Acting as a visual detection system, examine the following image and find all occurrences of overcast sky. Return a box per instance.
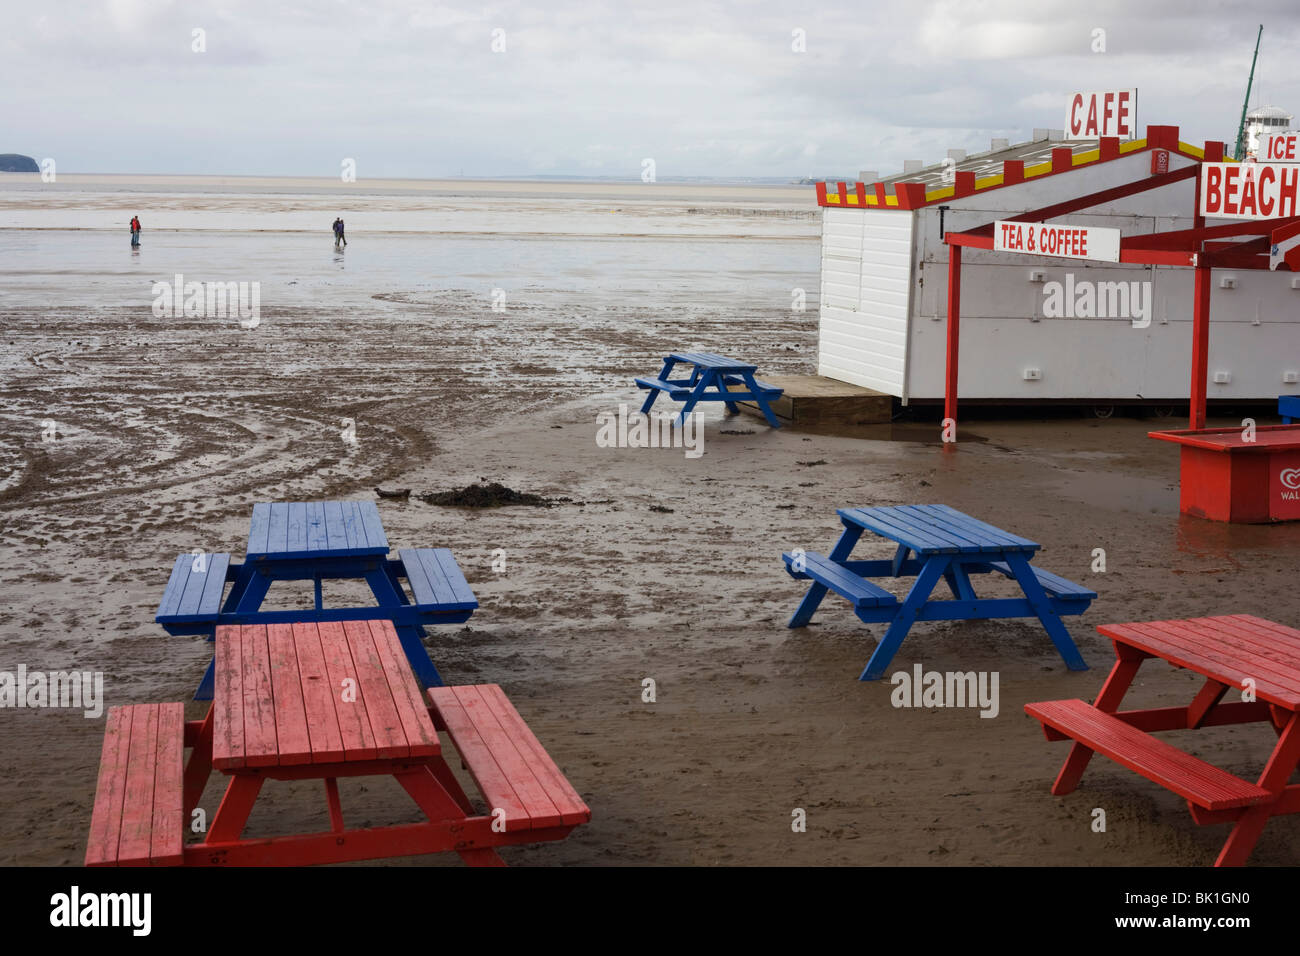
[4,0,1299,179]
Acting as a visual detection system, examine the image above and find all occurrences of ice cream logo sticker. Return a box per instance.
[1280,467,1300,500]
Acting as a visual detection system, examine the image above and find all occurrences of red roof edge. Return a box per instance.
[817,124,1223,210]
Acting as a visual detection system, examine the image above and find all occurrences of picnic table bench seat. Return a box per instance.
[428,684,591,832]
[397,548,479,612]
[86,703,185,866]
[983,561,1096,601]
[1025,698,1271,811]
[782,551,900,609]
[156,552,232,631]
[633,377,695,399]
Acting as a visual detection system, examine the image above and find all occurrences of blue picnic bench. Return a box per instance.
[783,504,1094,681]
[636,352,784,428]
[1282,395,1300,424]
[156,500,477,699]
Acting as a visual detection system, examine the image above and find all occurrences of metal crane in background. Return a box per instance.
[1233,25,1264,160]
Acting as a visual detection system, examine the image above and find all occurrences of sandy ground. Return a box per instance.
[2,293,1299,867]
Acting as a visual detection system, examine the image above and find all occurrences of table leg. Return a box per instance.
[396,765,476,821]
[1051,649,1144,795]
[742,371,782,428]
[364,567,444,687]
[232,569,271,613]
[1216,712,1300,866]
[859,555,952,681]
[1003,552,1087,671]
[397,625,443,687]
[788,524,863,628]
[1187,678,1230,729]
[943,562,977,600]
[675,369,715,427]
[220,565,254,613]
[193,658,216,702]
[183,706,215,817]
[400,762,507,865]
[324,778,344,832]
[207,775,263,843]
[640,358,675,414]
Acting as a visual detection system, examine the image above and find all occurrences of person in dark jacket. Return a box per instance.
[130,215,141,247]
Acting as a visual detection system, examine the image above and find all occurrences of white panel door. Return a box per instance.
[818,208,914,397]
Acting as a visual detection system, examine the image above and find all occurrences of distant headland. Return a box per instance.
[0,154,39,172]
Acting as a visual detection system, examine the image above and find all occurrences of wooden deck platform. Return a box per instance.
[729,375,893,427]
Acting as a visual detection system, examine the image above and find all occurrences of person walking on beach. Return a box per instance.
[333,217,347,249]
[130,215,141,248]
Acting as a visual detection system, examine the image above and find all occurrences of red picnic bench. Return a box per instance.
[86,619,589,866]
[1025,614,1300,867]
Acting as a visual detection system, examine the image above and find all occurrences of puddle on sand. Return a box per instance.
[789,422,988,444]
[1052,469,1180,514]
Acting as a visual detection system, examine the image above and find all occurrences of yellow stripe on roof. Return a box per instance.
[1120,137,1147,153]
[1071,148,1100,165]
[925,186,956,202]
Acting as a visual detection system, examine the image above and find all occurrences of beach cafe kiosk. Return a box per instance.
[815,97,1300,522]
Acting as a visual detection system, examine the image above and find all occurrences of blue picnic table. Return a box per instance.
[1282,394,1299,424]
[155,499,477,699]
[783,504,1095,681]
[636,351,784,428]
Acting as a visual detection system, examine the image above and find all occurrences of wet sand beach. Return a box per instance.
[2,178,1298,866]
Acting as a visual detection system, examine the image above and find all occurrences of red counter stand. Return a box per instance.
[1150,425,1300,523]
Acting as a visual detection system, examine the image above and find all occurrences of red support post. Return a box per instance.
[1190,263,1211,429]
[944,244,962,433]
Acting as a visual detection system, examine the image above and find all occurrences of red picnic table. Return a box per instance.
[86,619,589,866]
[1025,614,1300,867]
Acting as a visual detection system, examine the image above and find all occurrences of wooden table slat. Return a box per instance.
[316,621,379,760]
[841,507,959,553]
[267,623,313,766]
[86,707,132,864]
[291,622,346,763]
[1101,617,1300,709]
[151,702,185,863]
[343,621,410,759]
[911,504,1039,550]
[286,502,308,555]
[358,500,388,551]
[240,625,280,767]
[368,621,440,757]
[247,503,272,557]
[1142,620,1300,695]
[322,500,346,552]
[893,506,996,552]
[116,703,160,863]
[213,626,245,770]
[265,502,289,557]
[305,501,328,554]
